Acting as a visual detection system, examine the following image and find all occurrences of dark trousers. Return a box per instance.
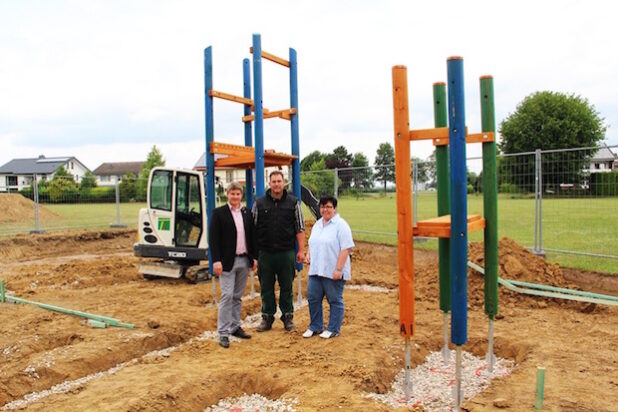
[258,250,295,317]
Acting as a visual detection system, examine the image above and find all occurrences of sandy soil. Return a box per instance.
[0,228,616,411]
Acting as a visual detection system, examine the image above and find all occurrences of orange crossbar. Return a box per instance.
[210,142,254,155]
[249,47,290,67]
[242,108,297,122]
[413,214,485,238]
[209,90,254,106]
[409,127,449,141]
[433,131,495,146]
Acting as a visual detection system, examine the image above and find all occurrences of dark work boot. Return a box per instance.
[282,313,297,331]
[256,314,274,332]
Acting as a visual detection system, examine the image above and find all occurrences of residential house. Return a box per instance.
[589,143,617,172]
[92,162,144,186]
[0,155,90,192]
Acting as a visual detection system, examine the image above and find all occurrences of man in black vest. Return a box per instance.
[252,170,305,332]
[209,181,257,348]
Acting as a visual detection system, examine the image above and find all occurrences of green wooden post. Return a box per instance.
[480,75,498,319]
[1,280,5,303]
[433,82,450,314]
[534,366,546,409]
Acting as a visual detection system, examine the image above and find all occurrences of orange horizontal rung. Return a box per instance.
[210,142,254,155]
[433,131,495,146]
[413,214,485,238]
[409,127,449,141]
[209,90,253,106]
[249,47,290,67]
[242,108,297,122]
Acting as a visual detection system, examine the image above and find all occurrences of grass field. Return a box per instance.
[2,194,616,273]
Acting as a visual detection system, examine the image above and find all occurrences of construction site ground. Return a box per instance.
[0,228,617,411]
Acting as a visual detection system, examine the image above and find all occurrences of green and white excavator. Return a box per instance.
[133,167,210,282]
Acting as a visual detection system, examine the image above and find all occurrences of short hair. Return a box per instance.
[319,196,337,208]
[226,181,243,193]
[269,170,285,181]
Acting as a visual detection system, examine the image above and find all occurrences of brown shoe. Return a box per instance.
[256,315,274,332]
[282,313,297,331]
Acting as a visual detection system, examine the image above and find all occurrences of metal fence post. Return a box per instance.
[110,176,127,228]
[533,149,545,257]
[334,168,338,197]
[30,174,45,234]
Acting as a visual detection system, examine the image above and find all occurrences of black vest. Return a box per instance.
[255,189,298,252]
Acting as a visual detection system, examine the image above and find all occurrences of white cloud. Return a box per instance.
[1,0,616,171]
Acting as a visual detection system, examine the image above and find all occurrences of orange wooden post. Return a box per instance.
[392,66,415,338]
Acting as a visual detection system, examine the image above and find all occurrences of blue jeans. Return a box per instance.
[307,275,345,334]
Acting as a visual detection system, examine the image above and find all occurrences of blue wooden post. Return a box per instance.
[447,56,468,346]
[252,33,265,196]
[289,47,302,271]
[204,46,215,269]
[243,58,254,210]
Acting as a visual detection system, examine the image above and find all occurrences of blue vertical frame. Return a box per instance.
[204,46,215,269]
[447,57,468,346]
[289,47,302,271]
[243,58,254,209]
[252,33,265,196]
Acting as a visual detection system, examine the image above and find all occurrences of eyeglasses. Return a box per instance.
[320,205,335,209]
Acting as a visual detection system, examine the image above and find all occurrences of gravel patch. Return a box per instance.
[204,393,298,412]
[345,284,392,293]
[367,349,514,411]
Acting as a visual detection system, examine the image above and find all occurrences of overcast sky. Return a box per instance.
[1,0,616,171]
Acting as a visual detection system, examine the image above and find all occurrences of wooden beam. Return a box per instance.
[209,90,253,106]
[242,108,297,123]
[414,214,486,238]
[249,47,290,67]
[433,131,495,146]
[409,127,449,141]
[210,142,254,155]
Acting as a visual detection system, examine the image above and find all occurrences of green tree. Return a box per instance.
[300,159,335,197]
[137,145,166,200]
[325,146,354,189]
[374,142,395,193]
[49,166,79,202]
[119,172,137,201]
[300,150,325,171]
[499,91,606,190]
[351,152,373,191]
[80,170,97,190]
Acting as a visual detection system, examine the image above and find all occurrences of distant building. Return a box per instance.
[92,162,144,186]
[589,143,617,172]
[0,155,90,192]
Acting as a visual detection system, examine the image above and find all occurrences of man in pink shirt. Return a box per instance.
[209,181,257,348]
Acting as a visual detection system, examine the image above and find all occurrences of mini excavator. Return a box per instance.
[133,167,210,283]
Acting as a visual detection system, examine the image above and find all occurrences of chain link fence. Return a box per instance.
[301,145,617,271]
[1,146,616,271]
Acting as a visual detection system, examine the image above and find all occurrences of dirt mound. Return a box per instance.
[0,229,135,261]
[468,237,596,312]
[0,194,58,223]
[469,237,574,288]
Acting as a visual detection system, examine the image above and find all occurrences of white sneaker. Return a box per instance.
[319,330,339,339]
[302,329,321,338]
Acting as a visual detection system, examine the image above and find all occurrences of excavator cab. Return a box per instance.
[134,167,209,281]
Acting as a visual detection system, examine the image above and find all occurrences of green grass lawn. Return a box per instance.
[334,193,617,274]
[2,194,616,274]
[0,202,146,234]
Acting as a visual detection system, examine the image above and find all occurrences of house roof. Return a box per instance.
[0,155,78,175]
[591,144,617,162]
[92,162,144,176]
